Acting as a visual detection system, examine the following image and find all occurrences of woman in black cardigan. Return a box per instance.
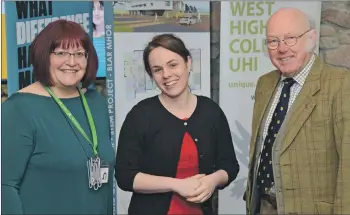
[115,34,240,215]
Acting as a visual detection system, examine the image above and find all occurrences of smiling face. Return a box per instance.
[49,43,87,88]
[93,1,104,25]
[148,47,191,99]
[266,8,316,77]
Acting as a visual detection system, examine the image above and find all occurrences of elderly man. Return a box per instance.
[244,7,350,215]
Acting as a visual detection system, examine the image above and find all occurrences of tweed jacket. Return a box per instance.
[245,57,350,214]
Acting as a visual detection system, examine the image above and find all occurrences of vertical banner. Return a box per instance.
[218,1,321,214]
[97,1,117,214]
[113,1,211,213]
[4,1,93,95]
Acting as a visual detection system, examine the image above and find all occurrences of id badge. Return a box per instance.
[87,157,100,187]
[100,160,109,184]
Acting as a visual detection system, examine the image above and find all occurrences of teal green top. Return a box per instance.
[1,89,116,214]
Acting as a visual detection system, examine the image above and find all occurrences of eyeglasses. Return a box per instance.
[51,51,88,62]
[265,29,312,50]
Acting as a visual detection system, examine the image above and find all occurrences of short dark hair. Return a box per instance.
[30,19,98,88]
[143,34,191,77]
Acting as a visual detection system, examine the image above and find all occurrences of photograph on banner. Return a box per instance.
[218,1,321,214]
[114,31,210,214]
[92,0,107,78]
[113,1,209,32]
[4,1,92,95]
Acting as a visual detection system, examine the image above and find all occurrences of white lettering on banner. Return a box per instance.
[16,22,26,45]
[82,13,89,32]
[37,18,45,33]
[106,25,113,73]
[105,24,115,141]
[51,17,59,23]
[16,13,90,45]
[106,79,115,138]
[106,25,113,50]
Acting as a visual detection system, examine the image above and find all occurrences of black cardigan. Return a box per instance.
[115,95,240,215]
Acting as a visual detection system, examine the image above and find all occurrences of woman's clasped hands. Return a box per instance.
[172,174,217,203]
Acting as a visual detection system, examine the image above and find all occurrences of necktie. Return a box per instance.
[257,77,296,194]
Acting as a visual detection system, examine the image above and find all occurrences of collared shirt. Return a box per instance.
[262,54,315,140]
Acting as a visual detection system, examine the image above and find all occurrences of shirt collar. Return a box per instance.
[280,54,315,87]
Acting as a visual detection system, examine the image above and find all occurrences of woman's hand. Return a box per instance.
[186,174,217,203]
[172,174,205,198]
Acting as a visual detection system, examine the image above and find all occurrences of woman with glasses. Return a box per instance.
[1,20,115,214]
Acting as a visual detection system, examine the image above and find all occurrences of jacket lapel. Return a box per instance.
[248,71,279,205]
[280,58,322,154]
[249,71,280,164]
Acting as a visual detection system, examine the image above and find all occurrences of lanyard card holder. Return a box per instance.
[100,160,109,184]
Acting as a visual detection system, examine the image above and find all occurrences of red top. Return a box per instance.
[167,131,203,215]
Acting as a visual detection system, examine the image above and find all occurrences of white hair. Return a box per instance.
[305,14,317,52]
[307,14,316,30]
